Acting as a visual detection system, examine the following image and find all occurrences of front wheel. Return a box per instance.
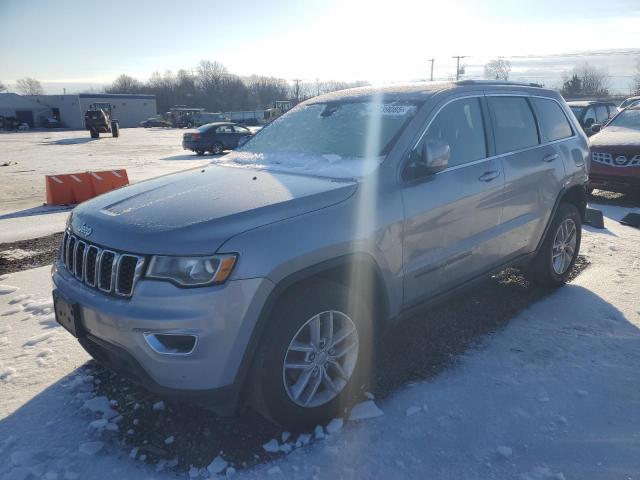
[90,128,99,139]
[530,202,582,287]
[111,121,119,138]
[250,280,373,429]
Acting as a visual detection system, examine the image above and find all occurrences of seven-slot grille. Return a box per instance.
[61,231,145,297]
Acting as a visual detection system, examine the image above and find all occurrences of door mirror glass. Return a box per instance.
[590,123,602,133]
[424,139,450,173]
[404,139,450,180]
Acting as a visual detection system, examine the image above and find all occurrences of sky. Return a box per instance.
[1,0,639,94]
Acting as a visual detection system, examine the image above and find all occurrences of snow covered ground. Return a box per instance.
[1,203,639,479]
[0,128,210,216]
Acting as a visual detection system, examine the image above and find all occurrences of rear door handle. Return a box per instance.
[543,153,559,162]
[479,171,499,182]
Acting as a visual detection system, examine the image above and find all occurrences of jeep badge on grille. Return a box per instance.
[78,224,93,236]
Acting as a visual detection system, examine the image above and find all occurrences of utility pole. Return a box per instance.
[427,59,434,81]
[452,55,467,80]
[293,79,301,104]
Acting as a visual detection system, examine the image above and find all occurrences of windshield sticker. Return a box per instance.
[367,104,416,116]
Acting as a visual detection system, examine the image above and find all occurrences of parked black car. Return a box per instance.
[182,122,252,155]
[567,100,617,136]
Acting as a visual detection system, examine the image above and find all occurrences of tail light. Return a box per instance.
[192,132,201,140]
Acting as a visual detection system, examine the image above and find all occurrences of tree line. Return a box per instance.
[104,61,368,113]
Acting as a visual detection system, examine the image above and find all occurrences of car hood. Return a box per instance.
[590,127,640,153]
[70,165,357,255]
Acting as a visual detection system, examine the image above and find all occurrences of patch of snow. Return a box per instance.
[207,455,228,475]
[348,400,384,421]
[325,418,343,434]
[78,441,104,456]
[152,400,166,411]
[164,435,175,445]
[262,438,279,453]
[314,425,325,439]
[496,446,513,458]
[405,406,421,416]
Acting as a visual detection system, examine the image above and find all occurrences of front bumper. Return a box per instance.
[52,261,274,410]
[589,164,640,194]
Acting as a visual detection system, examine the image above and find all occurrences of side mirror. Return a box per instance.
[590,123,602,133]
[404,140,450,180]
[237,136,250,147]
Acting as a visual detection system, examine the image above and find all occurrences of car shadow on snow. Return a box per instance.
[8,254,639,480]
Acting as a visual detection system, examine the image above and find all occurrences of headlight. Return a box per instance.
[146,254,237,287]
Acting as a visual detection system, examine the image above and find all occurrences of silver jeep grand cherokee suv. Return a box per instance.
[53,81,589,428]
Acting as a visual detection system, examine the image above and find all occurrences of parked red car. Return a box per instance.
[588,105,640,194]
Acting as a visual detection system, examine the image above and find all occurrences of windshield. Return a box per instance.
[569,106,585,118]
[608,109,640,130]
[239,100,419,159]
[619,98,640,109]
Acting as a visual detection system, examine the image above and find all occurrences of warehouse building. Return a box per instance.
[0,93,53,127]
[27,93,157,129]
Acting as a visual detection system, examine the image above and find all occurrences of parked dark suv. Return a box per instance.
[568,100,617,136]
[182,121,252,155]
[54,81,589,428]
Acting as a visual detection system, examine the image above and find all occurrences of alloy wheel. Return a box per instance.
[282,310,359,408]
[552,218,577,275]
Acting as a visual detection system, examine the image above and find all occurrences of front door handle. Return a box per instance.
[479,171,499,182]
[543,153,559,162]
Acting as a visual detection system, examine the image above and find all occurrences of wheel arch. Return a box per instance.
[234,252,390,403]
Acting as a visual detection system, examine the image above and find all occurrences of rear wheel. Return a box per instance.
[195,150,205,156]
[90,128,99,138]
[530,202,581,287]
[211,142,224,155]
[111,121,119,138]
[250,280,373,429]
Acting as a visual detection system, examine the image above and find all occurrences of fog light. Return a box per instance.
[143,333,197,355]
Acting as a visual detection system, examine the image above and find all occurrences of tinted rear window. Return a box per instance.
[489,96,539,154]
[532,98,573,142]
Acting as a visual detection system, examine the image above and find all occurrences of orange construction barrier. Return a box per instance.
[88,169,129,196]
[45,169,129,206]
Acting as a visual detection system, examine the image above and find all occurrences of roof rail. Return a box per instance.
[455,79,543,88]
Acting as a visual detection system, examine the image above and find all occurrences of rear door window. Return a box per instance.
[424,97,487,168]
[216,125,234,134]
[488,96,539,154]
[532,98,573,142]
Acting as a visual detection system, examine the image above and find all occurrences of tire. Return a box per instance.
[250,280,374,429]
[195,150,205,156]
[530,202,582,287]
[111,121,119,138]
[90,128,99,139]
[211,142,224,155]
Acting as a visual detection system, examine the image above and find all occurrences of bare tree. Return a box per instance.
[484,58,511,81]
[561,63,610,98]
[0,81,6,93]
[105,74,144,94]
[16,77,44,95]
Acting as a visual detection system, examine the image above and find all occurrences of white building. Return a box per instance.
[28,93,157,129]
[0,93,52,127]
